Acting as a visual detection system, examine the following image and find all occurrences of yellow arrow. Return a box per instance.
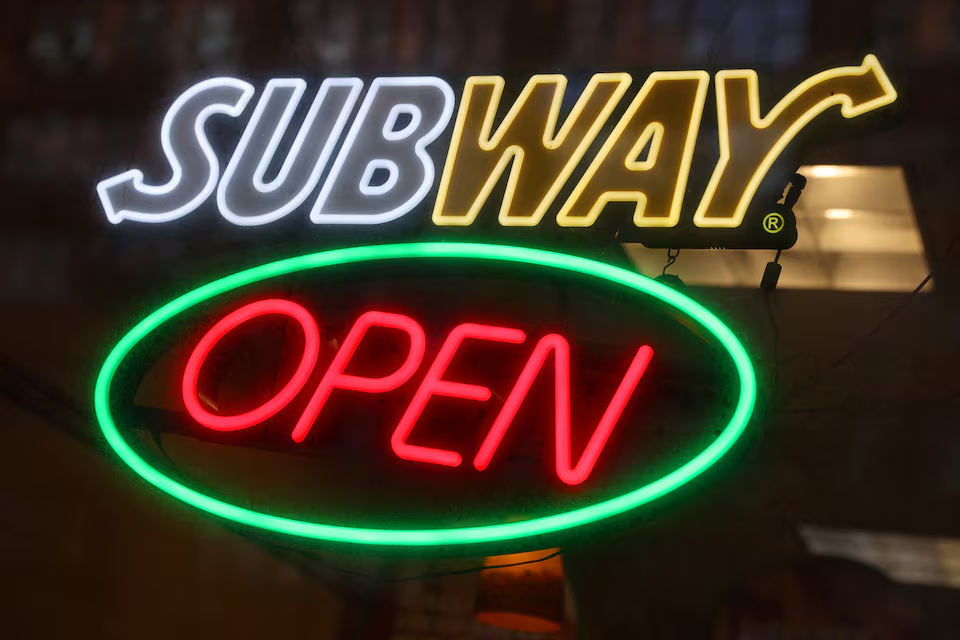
[693,54,897,228]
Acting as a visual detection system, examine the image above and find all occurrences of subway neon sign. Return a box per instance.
[96,56,896,243]
[95,244,757,547]
[94,57,895,546]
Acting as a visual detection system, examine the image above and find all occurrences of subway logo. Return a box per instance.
[97,56,896,245]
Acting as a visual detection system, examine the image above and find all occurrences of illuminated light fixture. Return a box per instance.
[97,77,256,224]
[183,302,652,485]
[554,71,710,229]
[216,78,364,226]
[95,243,756,546]
[824,208,854,219]
[694,55,897,228]
[433,72,633,228]
[474,549,566,632]
[310,76,455,225]
[807,165,853,178]
[97,57,896,243]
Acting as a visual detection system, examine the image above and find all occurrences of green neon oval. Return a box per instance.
[95,242,756,547]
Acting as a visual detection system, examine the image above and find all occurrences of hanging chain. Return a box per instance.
[662,248,680,275]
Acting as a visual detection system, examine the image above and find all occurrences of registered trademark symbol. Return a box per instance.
[762,212,784,234]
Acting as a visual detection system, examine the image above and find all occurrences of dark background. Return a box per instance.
[2,1,960,638]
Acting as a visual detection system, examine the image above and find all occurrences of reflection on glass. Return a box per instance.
[624,165,931,292]
[802,526,960,589]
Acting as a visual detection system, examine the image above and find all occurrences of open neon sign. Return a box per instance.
[95,243,756,547]
[181,299,654,485]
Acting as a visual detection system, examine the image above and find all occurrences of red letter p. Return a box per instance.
[290,311,426,442]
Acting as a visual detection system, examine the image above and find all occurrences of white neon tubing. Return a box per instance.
[97,77,255,224]
[382,103,422,141]
[358,159,400,196]
[216,78,363,226]
[310,76,455,225]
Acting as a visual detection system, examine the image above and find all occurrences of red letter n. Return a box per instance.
[392,323,526,467]
[474,334,654,485]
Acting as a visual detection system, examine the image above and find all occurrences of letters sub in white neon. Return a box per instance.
[383,104,423,141]
[97,78,255,224]
[310,77,455,225]
[216,78,363,226]
[359,159,400,196]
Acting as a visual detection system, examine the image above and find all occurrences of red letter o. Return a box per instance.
[182,299,320,431]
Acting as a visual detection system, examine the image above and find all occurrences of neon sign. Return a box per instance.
[180,300,654,485]
[95,56,896,248]
[92,54,896,547]
[95,243,756,547]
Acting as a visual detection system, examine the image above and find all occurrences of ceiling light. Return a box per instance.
[824,208,854,219]
[807,165,849,178]
[623,166,930,292]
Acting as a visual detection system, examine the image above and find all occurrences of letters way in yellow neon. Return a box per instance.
[432,56,897,229]
[556,71,709,228]
[693,54,897,228]
[432,73,631,227]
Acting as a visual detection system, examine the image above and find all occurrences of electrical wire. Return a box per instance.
[242,530,563,584]
[388,550,562,584]
[828,270,935,370]
[763,290,779,406]
[777,233,958,408]
[0,356,98,447]
[149,432,565,584]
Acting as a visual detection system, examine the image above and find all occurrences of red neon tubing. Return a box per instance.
[392,323,526,467]
[290,311,426,443]
[473,335,654,485]
[182,299,320,431]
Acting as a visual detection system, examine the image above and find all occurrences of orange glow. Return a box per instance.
[475,612,562,633]
[475,549,565,633]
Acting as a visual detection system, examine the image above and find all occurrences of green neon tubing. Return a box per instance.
[95,243,756,546]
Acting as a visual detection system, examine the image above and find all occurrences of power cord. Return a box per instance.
[779,233,958,407]
[235,526,562,585]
